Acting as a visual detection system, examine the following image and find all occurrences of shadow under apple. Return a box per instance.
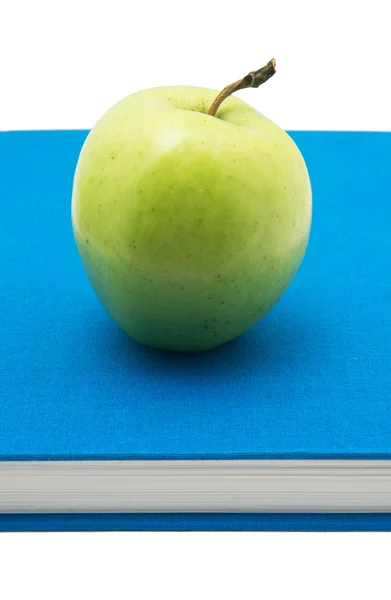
[85,303,315,384]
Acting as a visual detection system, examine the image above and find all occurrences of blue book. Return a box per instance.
[1,130,390,531]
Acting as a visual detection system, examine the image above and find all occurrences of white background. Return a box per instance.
[1,532,391,599]
[1,0,391,598]
[1,0,390,131]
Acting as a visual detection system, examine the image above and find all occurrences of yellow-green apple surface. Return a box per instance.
[72,60,312,351]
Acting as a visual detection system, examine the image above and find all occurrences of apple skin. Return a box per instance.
[72,86,312,351]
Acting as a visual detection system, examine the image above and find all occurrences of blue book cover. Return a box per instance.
[1,130,390,531]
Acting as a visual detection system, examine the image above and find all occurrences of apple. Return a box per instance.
[72,61,312,351]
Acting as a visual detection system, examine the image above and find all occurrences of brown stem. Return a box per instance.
[207,58,277,117]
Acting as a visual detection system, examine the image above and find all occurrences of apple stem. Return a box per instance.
[207,58,277,117]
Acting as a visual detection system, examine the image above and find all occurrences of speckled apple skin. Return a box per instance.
[72,86,312,351]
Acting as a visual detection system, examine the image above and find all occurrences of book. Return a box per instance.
[1,130,390,531]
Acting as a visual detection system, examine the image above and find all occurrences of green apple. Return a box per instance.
[72,63,311,351]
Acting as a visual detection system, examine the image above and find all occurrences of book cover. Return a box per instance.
[1,130,390,530]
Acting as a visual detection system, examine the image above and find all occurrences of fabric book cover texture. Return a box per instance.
[1,130,390,530]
